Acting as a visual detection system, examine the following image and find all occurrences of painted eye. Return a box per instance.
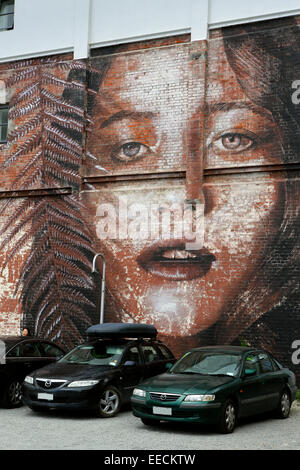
[112,141,150,162]
[213,132,255,154]
[122,142,141,157]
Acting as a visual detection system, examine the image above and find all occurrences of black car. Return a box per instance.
[0,336,65,408]
[22,323,176,417]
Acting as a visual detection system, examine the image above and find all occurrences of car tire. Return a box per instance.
[275,389,291,419]
[141,418,161,426]
[2,379,23,408]
[96,385,121,418]
[218,399,237,434]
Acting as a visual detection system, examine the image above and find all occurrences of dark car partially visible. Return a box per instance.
[0,336,65,407]
[22,323,176,417]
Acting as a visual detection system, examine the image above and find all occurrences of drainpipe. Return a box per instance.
[92,253,106,324]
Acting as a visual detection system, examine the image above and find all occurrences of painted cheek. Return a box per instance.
[204,178,279,253]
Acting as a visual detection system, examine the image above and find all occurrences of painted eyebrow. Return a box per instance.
[206,102,273,119]
[100,110,156,129]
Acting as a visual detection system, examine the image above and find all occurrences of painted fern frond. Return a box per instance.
[0,133,41,169]
[0,203,36,253]
[44,110,84,132]
[44,124,82,152]
[9,152,42,190]
[85,150,108,172]
[1,59,98,348]
[9,82,39,107]
[42,72,85,91]
[7,114,41,144]
[5,66,39,87]
[9,96,41,119]
[20,194,97,347]
[0,197,34,233]
[44,140,81,164]
[41,89,84,117]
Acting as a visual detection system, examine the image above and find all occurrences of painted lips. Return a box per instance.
[137,240,216,281]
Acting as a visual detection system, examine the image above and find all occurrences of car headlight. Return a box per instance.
[24,375,34,384]
[133,388,146,398]
[67,380,100,388]
[184,394,215,402]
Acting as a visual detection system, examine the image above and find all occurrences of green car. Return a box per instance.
[131,346,297,433]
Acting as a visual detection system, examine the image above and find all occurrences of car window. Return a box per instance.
[271,355,282,370]
[243,354,260,375]
[171,351,242,376]
[122,346,142,365]
[39,342,63,358]
[6,345,20,358]
[156,344,174,360]
[60,343,126,366]
[258,352,274,373]
[141,345,161,363]
[19,342,41,358]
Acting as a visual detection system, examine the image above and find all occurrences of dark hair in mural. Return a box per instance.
[0,18,299,370]
[216,19,300,363]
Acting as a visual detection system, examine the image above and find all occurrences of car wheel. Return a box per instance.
[219,399,237,434]
[276,389,291,419]
[3,379,23,408]
[96,386,121,418]
[141,418,161,426]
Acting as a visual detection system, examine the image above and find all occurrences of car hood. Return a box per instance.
[30,362,116,380]
[141,372,235,394]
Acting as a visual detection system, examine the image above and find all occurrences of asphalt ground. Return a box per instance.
[0,402,299,452]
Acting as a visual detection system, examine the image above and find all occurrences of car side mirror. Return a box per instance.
[165,362,173,370]
[124,360,136,367]
[244,368,256,377]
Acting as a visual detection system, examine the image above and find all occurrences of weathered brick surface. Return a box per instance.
[0,22,299,382]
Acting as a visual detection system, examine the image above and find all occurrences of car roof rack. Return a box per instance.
[86,323,157,340]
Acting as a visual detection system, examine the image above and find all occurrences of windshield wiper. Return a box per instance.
[176,371,206,375]
[207,373,234,377]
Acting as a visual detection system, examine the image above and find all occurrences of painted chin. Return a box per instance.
[140,288,221,337]
[137,239,216,281]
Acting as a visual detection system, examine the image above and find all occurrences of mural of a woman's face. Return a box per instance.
[83,39,284,343]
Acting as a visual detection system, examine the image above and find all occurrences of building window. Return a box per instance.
[0,0,14,31]
[0,105,8,143]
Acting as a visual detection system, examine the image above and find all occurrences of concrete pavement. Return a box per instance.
[0,403,299,451]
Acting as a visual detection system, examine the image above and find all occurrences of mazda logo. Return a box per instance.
[45,380,52,388]
[160,394,167,400]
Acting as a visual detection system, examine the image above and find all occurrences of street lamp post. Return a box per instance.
[92,253,106,324]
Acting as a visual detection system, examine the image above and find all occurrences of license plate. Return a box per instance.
[153,406,172,416]
[37,393,53,401]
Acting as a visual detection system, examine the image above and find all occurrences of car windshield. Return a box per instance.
[170,351,242,377]
[59,343,126,366]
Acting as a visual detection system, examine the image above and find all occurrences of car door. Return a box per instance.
[119,345,144,401]
[239,352,266,418]
[5,340,46,382]
[140,343,168,379]
[38,341,65,363]
[156,343,176,366]
[257,351,283,411]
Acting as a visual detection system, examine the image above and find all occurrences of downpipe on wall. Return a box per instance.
[92,253,106,324]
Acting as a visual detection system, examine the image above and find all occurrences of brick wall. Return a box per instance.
[0,21,299,382]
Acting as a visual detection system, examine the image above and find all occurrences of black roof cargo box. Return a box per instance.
[86,323,157,339]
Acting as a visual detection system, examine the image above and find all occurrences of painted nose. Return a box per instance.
[185,111,205,207]
[185,149,205,208]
